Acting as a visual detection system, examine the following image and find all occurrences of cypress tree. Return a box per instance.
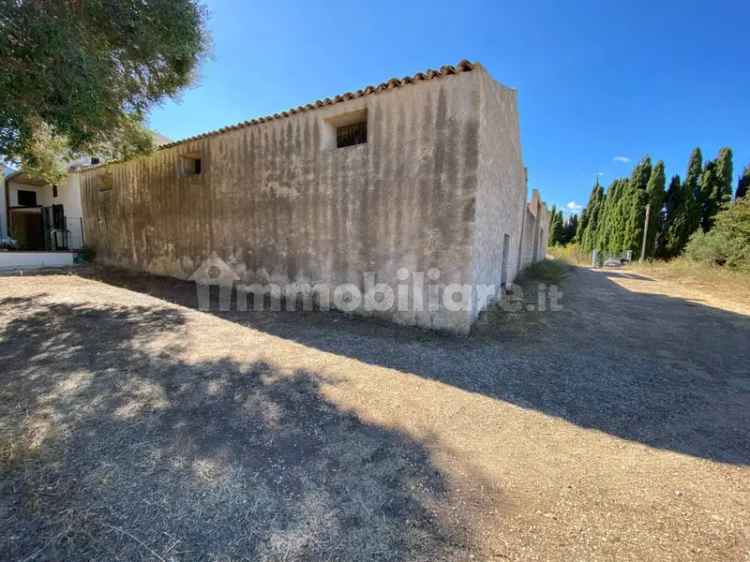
[661,175,684,258]
[612,179,631,253]
[701,148,733,232]
[548,206,565,246]
[582,183,606,252]
[684,148,703,236]
[737,164,750,200]
[644,161,666,257]
[716,147,734,205]
[576,207,589,242]
[623,156,652,255]
[555,209,565,246]
[563,214,579,245]
[579,180,601,251]
[599,179,625,254]
[699,160,719,232]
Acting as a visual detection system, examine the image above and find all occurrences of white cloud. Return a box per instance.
[597,171,605,176]
[613,156,631,163]
[566,201,583,212]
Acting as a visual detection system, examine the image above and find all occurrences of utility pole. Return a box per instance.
[640,203,651,262]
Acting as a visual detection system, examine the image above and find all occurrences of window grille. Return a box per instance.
[336,121,367,148]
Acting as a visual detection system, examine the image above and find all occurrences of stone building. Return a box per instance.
[79,60,549,332]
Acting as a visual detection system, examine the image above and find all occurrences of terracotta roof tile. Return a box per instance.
[154,59,477,150]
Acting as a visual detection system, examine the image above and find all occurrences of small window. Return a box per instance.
[179,152,203,177]
[322,108,368,151]
[52,184,59,198]
[336,121,367,148]
[91,157,100,165]
[97,171,114,193]
[17,190,37,206]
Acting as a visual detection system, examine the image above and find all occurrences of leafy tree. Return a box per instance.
[685,197,750,269]
[0,0,209,181]
[737,164,750,200]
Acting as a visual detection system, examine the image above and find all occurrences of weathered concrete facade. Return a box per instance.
[80,61,548,332]
[518,190,550,269]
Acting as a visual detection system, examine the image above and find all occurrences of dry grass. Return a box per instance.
[627,257,750,309]
[1,266,749,561]
[548,243,590,265]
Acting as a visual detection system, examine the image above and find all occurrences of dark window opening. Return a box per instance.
[179,153,203,177]
[52,184,58,198]
[97,172,114,193]
[91,157,100,165]
[336,121,367,148]
[17,190,37,207]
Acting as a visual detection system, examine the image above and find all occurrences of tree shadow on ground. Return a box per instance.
[73,265,750,467]
[0,296,478,561]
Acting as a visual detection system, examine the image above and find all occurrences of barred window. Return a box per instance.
[336,121,367,148]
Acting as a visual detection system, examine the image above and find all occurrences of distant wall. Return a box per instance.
[518,190,550,269]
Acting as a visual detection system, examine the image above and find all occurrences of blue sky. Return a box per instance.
[149,0,750,214]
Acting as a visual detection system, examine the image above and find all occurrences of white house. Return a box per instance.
[1,156,93,250]
[1,132,171,252]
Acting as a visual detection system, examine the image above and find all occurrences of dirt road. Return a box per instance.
[1,265,748,561]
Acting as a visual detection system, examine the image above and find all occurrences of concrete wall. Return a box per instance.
[0,251,74,270]
[80,64,547,332]
[59,174,84,249]
[518,190,550,268]
[81,69,485,331]
[471,70,529,318]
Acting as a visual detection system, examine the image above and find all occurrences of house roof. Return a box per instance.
[5,170,47,186]
[157,59,478,151]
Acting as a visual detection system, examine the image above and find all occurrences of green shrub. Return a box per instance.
[515,259,569,285]
[684,198,750,269]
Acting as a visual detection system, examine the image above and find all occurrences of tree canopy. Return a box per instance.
[572,147,738,260]
[0,0,209,180]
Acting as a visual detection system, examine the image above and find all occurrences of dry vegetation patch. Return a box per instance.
[1,266,748,561]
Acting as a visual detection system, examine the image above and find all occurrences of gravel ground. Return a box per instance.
[0,265,748,561]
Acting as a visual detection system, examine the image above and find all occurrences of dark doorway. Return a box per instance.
[501,234,511,287]
[9,209,45,250]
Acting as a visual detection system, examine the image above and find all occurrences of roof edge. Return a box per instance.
[78,59,479,172]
